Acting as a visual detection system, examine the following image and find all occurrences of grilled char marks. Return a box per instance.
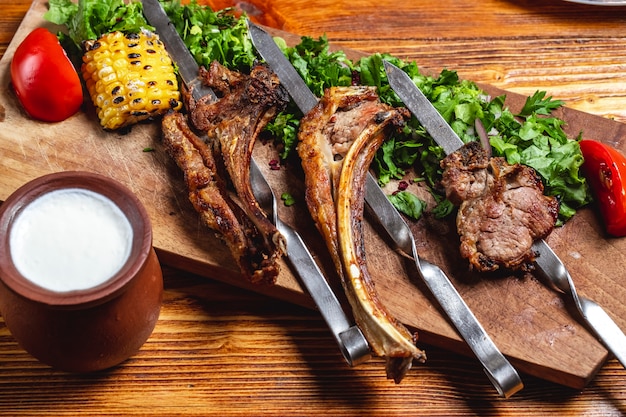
[441,141,559,272]
[298,86,425,384]
[162,61,289,284]
[190,62,289,262]
[162,112,279,283]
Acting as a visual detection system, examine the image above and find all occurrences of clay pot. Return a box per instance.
[0,171,163,372]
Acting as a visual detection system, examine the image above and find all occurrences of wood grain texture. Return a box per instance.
[1,0,626,415]
[240,0,626,123]
[3,0,624,388]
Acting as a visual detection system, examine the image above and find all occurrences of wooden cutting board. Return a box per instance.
[2,0,626,389]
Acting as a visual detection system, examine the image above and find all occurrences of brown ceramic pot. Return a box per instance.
[0,171,163,372]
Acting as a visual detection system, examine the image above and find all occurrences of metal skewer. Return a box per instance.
[248,20,523,397]
[533,240,626,367]
[142,0,371,367]
[365,176,523,398]
[384,58,626,371]
[250,160,371,366]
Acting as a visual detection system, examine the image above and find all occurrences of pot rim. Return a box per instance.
[0,171,153,307]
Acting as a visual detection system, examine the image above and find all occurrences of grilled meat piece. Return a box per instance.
[162,61,289,284]
[162,111,280,284]
[298,86,426,383]
[188,62,289,273]
[441,141,559,272]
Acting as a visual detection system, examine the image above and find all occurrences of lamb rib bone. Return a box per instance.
[248,21,523,395]
[162,62,286,284]
[162,111,279,282]
[143,0,371,365]
[298,85,425,383]
[185,62,288,283]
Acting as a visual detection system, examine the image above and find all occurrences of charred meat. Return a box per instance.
[162,61,289,284]
[162,112,281,283]
[189,61,289,270]
[298,86,426,383]
[441,141,559,272]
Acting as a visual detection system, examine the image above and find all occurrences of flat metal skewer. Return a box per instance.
[384,58,626,371]
[142,0,371,367]
[365,176,523,398]
[250,160,371,367]
[248,21,523,397]
[533,240,626,367]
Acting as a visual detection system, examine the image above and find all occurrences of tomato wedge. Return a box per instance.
[10,28,83,122]
[579,139,626,237]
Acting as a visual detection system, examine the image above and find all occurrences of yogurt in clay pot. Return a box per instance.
[0,171,163,372]
[10,188,134,293]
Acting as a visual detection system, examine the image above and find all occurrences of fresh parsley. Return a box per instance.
[388,191,426,220]
[45,0,153,49]
[76,1,589,223]
[518,90,565,117]
[264,112,301,159]
[281,192,296,207]
[161,1,256,72]
[275,35,354,97]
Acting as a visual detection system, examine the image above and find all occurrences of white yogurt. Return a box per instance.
[9,188,133,293]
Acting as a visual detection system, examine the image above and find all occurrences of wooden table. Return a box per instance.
[2,0,626,415]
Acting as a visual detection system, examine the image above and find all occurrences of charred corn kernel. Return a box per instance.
[82,30,183,130]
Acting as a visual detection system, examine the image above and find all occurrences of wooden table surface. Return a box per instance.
[2,0,626,415]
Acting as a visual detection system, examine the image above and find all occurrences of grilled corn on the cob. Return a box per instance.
[82,30,183,130]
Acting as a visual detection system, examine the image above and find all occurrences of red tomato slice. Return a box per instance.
[580,139,626,237]
[10,28,83,122]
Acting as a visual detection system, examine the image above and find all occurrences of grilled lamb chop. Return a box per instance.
[162,61,289,284]
[441,141,559,272]
[298,86,426,383]
[162,112,281,283]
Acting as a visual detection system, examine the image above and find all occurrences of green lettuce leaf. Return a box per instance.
[45,0,152,48]
[388,191,426,220]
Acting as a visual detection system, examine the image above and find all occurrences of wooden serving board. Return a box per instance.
[3,0,626,389]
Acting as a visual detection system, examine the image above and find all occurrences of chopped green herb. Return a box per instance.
[264,112,300,159]
[281,192,296,207]
[388,191,426,220]
[45,0,153,49]
[278,35,354,97]
[75,1,589,224]
[431,199,455,219]
[518,90,565,117]
[160,0,256,72]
